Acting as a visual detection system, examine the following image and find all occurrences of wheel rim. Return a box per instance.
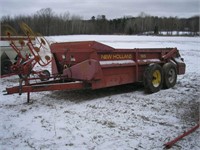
[40,70,50,81]
[168,68,176,83]
[152,70,161,87]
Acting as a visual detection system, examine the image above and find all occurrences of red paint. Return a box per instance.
[51,41,185,89]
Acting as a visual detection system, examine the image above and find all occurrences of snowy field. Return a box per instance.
[0,35,200,150]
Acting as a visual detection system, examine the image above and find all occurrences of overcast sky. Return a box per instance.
[0,0,199,19]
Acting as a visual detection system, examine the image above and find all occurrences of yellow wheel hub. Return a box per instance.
[152,70,161,87]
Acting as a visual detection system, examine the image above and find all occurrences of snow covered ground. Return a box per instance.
[0,35,200,150]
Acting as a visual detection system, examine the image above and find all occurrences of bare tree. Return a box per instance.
[35,8,54,35]
[1,8,199,36]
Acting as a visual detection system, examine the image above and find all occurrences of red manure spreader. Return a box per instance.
[2,23,186,102]
[4,39,186,102]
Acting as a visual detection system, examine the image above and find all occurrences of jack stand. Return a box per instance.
[27,92,30,103]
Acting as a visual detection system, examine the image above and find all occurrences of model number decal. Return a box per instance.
[140,54,147,58]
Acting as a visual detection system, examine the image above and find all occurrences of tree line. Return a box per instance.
[1,8,199,36]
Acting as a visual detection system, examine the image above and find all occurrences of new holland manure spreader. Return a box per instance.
[2,23,186,102]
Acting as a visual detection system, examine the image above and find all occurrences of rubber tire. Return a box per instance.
[143,63,163,93]
[163,62,177,89]
[1,59,12,75]
[40,70,50,81]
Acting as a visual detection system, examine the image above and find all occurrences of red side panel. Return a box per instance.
[63,59,103,81]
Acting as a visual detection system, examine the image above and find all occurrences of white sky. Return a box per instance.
[0,0,199,19]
